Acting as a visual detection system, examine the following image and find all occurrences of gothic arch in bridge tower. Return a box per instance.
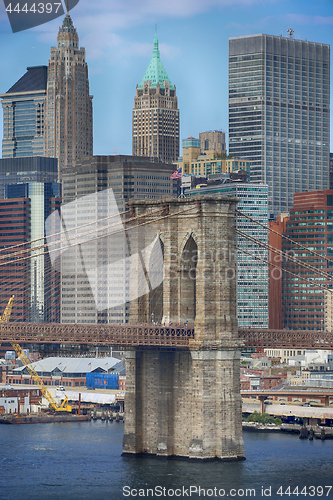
[179,234,198,323]
[149,237,164,323]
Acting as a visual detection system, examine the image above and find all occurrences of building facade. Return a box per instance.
[0,156,58,199]
[329,153,333,190]
[45,10,93,175]
[229,34,330,218]
[0,388,42,415]
[60,155,177,324]
[325,289,333,332]
[0,182,61,323]
[282,190,333,330]
[268,213,289,329]
[199,130,226,154]
[186,180,269,328]
[175,142,250,177]
[1,10,93,177]
[0,157,59,322]
[9,357,119,389]
[0,66,47,158]
[132,31,179,163]
[0,198,31,322]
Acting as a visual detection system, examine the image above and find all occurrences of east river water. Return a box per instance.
[1,421,333,500]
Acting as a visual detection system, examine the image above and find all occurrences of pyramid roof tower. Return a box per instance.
[138,30,175,90]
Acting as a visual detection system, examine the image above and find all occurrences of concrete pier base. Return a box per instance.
[123,344,245,460]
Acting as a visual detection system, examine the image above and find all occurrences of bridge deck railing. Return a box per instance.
[1,323,333,349]
[0,323,195,347]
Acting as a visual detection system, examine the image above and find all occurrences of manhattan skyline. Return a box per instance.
[0,0,333,157]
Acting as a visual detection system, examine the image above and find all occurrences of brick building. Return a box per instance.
[282,190,333,330]
[269,214,289,329]
[0,198,31,321]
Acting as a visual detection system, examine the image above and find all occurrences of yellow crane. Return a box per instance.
[1,296,72,413]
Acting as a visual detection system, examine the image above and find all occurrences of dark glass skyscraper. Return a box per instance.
[0,156,57,199]
[0,66,47,158]
[229,34,330,218]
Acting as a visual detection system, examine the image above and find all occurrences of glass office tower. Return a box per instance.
[0,66,47,158]
[0,156,57,199]
[186,181,269,328]
[229,34,330,218]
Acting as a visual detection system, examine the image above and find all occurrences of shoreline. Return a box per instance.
[242,421,333,438]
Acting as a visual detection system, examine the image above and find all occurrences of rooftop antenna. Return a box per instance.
[287,27,294,38]
[65,0,69,14]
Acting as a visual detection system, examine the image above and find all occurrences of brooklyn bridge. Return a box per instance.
[2,196,331,462]
[0,322,332,350]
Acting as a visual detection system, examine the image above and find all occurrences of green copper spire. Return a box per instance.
[138,30,175,90]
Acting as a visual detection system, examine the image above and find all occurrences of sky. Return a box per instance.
[0,0,333,157]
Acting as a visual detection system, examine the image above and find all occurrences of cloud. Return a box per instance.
[82,33,178,65]
[32,0,274,63]
[228,10,333,37]
[285,13,333,25]
[74,0,276,23]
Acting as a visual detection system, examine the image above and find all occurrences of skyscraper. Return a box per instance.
[186,179,269,328]
[229,34,330,218]
[282,190,333,331]
[0,156,58,199]
[132,31,179,163]
[0,182,61,323]
[0,197,31,322]
[1,10,93,178]
[268,214,289,329]
[0,66,47,158]
[60,155,177,324]
[45,8,93,175]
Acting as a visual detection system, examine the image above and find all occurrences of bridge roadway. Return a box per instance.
[0,322,195,348]
[0,323,333,349]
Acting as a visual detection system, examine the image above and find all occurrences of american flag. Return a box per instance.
[170,167,182,180]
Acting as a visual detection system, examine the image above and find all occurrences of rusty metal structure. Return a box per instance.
[239,328,333,349]
[0,322,333,349]
[0,322,194,348]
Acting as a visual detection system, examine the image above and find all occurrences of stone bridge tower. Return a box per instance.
[123,196,245,460]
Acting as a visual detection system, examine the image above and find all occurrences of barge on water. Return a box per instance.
[0,414,90,424]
